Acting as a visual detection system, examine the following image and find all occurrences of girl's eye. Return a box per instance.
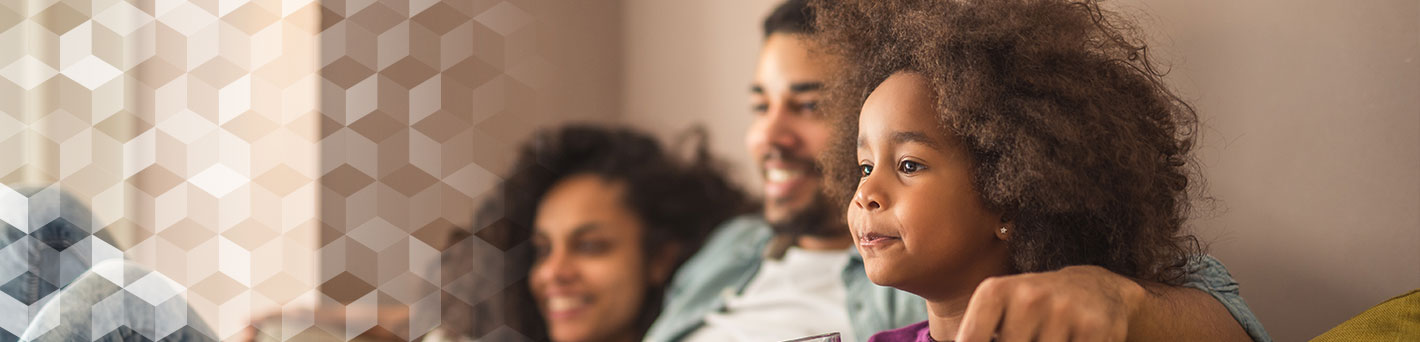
[899,160,924,174]
[859,164,874,177]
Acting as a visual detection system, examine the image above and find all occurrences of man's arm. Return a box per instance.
[1127,280,1252,341]
[956,264,1258,342]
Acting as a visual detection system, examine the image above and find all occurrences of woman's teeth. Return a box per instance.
[547,296,585,312]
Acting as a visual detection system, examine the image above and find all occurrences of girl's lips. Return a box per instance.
[858,232,901,247]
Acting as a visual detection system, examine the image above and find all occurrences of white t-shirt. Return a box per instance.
[682,247,856,342]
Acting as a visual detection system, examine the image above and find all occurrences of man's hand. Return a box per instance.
[955,265,1146,342]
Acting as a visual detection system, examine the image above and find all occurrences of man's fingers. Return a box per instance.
[1071,323,1108,342]
[1068,311,1116,342]
[957,277,1007,342]
[997,281,1048,342]
[1036,303,1072,342]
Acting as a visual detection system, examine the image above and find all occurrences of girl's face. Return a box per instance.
[847,72,1012,300]
[530,174,669,342]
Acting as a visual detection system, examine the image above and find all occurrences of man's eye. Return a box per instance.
[899,160,924,174]
[860,164,873,177]
[800,101,818,112]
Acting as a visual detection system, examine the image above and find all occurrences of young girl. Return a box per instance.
[813,0,1205,340]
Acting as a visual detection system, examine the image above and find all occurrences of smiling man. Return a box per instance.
[645,1,1269,342]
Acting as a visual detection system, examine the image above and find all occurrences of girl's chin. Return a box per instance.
[863,262,910,288]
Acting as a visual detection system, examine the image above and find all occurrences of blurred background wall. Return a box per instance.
[619,1,1418,341]
[2,0,1415,340]
[1140,1,1419,340]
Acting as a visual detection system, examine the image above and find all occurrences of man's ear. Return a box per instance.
[648,243,682,286]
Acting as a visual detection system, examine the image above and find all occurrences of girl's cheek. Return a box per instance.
[845,207,863,233]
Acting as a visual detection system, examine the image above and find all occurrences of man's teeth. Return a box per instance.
[766,168,803,182]
[548,296,584,312]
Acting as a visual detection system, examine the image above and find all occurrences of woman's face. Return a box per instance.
[846,72,1012,300]
[530,174,658,342]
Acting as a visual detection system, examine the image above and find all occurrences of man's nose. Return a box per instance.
[755,103,802,152]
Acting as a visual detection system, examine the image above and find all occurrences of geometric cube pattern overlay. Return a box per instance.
[0,0,557,340]
[3,0,324,339]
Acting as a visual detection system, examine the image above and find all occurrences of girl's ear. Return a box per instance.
[995,215,1011,241]
[648,243,682,285]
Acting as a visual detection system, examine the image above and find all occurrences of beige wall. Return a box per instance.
[1137,1,1420,340]
[620,0,775,187]
[619,0,1420,341]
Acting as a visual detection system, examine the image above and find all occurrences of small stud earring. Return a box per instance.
[1000,226,1008,234]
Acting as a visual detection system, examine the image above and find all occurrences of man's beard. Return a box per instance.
[758,145,848,239]
[767,191,846,238]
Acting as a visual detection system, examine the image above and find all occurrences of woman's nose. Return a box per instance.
[534,249,578,284]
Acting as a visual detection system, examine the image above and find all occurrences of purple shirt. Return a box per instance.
[866,320,934,342]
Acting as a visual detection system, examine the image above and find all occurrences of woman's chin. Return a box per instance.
[548,327,593,342]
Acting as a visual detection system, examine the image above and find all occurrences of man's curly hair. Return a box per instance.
[814,0,1203,285]
[439,124,751,340]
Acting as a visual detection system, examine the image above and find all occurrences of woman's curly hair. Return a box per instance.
[813,0,1203,285]
[439,124,751,340]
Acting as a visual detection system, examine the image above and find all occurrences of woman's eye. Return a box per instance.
[859,164,874,177]
[899,160,924,174]
[575,241,609,254]
[800,101,818,112]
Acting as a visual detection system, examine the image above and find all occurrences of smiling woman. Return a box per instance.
[435,125,751,342]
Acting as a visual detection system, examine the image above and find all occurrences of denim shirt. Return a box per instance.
[1183,254,1273,342]
[645,214,1271,342]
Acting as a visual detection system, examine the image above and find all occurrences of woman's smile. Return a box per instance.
[543,293,594,321]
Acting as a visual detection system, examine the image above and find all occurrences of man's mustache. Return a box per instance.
[760,146,823,176]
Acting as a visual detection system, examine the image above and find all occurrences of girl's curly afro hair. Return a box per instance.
[814,0,1203,284]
